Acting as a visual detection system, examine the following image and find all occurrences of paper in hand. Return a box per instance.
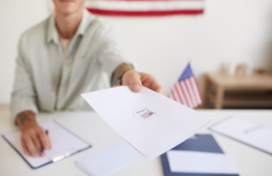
[81,86,212,159]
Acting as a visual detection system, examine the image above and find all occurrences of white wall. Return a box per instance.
[1,0,272,104]
[0,0,51,104]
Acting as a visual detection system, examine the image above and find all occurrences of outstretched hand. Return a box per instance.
[121,70,164,94]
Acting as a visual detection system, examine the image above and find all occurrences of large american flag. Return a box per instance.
[168,63,202,108]
[85,0,204,16]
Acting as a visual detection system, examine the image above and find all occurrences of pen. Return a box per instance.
[244,125,262,134]
[41,130,49,155]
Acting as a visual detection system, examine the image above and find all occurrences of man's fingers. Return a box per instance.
[112,85,120,88]
[31,134,42,155]
[23,135,38,157]
[123,70,142,93]
[121,70,163,94]
[152,81,164,94]
[141,73,164,94]
[21,137,30,156]
[131,84,142,92]
[38,128,51,149]
[154,86,164,94]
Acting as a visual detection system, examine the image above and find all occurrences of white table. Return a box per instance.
[0,109,272,176]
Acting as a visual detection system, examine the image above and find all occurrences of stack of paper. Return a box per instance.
[77,142,143,176]
[210,116,272,154]
[81,86,212,159]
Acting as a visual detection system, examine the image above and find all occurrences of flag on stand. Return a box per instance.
[85,0,205,16]
[168,63,202,109]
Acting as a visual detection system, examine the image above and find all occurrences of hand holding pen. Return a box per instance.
[16,111,51,157]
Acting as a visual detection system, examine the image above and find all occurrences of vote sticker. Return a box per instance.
[133,107,157,120]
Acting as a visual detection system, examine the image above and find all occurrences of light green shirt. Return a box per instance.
[11,10,130,122]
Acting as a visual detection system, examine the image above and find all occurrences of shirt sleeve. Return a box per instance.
[10,35,38,124]
[96,23,132,79]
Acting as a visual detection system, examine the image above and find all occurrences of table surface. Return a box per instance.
[206,73,272,88]
[0,109,272,176]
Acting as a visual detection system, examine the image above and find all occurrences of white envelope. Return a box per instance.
[167,151,239,174]
[81,86,212,159]
[77,142,143,176]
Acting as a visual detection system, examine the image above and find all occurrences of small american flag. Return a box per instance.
[168,63,202,109]
[140,109,155,119]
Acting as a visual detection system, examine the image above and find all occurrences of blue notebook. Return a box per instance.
[2,120,91,169]
[160,134,239,176]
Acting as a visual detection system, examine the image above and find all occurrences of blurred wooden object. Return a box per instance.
[204,73,272,109]
[0,104,9,110]
[235,64,248,76]
[0,104,10,120]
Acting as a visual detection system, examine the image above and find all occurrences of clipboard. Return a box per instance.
[2,120,91,169]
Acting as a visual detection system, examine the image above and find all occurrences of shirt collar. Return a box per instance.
[47,10,94,44]
[47,15,59,44]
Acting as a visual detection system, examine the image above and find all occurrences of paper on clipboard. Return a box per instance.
[2,120,91,169]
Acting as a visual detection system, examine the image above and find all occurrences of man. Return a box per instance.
[11,0,163,157]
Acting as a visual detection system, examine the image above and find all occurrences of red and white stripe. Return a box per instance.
[85,0,204,16]
[168,76,202,109]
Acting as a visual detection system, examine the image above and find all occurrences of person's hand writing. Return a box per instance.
[16,111,51,157]
[122,70,164,94]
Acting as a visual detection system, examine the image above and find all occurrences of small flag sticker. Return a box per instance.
[134,108,156,120]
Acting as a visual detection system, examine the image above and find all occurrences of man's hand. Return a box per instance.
[16,111,51,157]
[122,70,164,94]
[111,64,163,94]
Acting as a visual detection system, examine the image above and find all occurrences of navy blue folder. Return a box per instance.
[160,134,239,176]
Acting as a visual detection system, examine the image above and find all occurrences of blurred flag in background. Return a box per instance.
[168,63,202,109]
[85,0,205,16]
